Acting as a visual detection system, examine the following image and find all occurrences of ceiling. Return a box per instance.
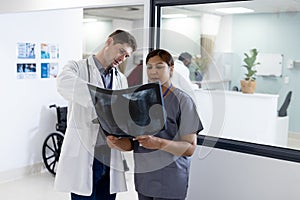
[84,6,144,21]
[180,0,300,16]
[83,0,300,21]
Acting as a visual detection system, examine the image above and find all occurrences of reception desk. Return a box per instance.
[194,89,289,146]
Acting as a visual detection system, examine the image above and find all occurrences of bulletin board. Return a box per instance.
[256,53,283,77]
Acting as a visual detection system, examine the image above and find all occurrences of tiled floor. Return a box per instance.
[0,171,138,200]
[1,134,300,200]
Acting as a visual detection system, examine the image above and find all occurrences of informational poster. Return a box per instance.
[41,63,59,78]
[16,42,60,80]
[41,43,59,59]
[17,43,36,59]
[16,63,37,79]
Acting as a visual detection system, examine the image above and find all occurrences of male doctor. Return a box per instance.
[54,29,137,200]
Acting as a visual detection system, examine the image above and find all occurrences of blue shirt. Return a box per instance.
[93,55,113,89]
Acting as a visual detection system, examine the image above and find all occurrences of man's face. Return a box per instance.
[104,38,133,68]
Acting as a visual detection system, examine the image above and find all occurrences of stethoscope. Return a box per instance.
[86,58,123,89]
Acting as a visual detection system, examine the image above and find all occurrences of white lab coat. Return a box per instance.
[172,60,198,102]
[54,55,128,195]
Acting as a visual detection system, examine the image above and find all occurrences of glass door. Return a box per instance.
[83,5,145,86]
[150,0,300,151]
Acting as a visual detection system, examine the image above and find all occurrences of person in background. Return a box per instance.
[178,52,203,82]
[175,52,192,80]
[107,49,203,200]
[54,29,137,200]
[173,52,199,102]
[127,59,143,87]
[178,52,192,68]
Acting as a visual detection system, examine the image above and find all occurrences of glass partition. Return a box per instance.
[151,0,300,151]
[83,6,145,86]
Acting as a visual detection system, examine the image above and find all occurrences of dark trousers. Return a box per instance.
[71,158,116,200]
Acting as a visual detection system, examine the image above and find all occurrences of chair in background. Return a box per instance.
[232,85,239,91]
[278,91,292,117]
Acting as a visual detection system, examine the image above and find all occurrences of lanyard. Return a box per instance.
[163,83,172,98]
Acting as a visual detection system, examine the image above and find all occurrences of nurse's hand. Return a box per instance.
[136,133,197,156]
[135,135,162,150]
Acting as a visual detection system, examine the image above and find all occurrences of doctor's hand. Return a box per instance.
[106,135,119,149]
[106,135,132,151]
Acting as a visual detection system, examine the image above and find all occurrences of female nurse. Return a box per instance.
[107,49,203,200]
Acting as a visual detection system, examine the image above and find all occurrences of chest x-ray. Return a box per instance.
[88,82,166,138]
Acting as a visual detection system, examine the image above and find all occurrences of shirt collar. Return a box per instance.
[92,55,114,76]
[92,55,105,74]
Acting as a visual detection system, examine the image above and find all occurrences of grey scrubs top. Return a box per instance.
[133,87,203,199]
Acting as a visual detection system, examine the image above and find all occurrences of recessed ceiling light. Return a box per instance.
[216,7,254,14]
[162,14,187,18]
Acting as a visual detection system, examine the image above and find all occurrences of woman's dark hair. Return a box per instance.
[146,49,174,67]
[109,29,137,51]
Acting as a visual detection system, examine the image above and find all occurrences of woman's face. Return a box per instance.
[146,55,173,86]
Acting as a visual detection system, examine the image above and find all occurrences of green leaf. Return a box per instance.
[242,48,260,80]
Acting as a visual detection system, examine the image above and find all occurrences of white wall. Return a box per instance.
[0,9,83,174]
[0,0,150,181]
[83,18,144,75]
[0,0,143,14]
[161,17,201,56]
[187,146,300,200]
[83,20,113,54]
[214,15,233,53]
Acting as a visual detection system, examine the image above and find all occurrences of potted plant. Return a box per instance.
[240,48,260,94]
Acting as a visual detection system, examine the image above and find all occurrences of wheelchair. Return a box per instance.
[42,104,67,175]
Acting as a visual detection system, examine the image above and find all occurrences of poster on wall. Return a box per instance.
[16,63,37,79]
[16,42,60,80]
[41,43,59,59]
[41,63,59,78]
[17,43,36,59]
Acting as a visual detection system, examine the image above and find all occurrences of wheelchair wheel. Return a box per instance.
[42,132,64,175]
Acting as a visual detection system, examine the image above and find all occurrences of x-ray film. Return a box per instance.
[88,82,166,138]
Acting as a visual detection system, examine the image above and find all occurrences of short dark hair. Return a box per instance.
[109,29,137,52]
[178,52,192,62]
[146,49,174,67]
